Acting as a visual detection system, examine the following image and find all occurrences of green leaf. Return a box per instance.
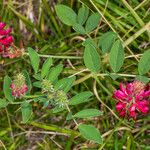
[55,4,77,26]
[52,107,65,113]
[54,76,76,93]
[21,102,32,123]
[77,5,89,25]
[74,109,102,118]
[82,38,97,48]
[28,47,40,74]
[33,81,42,88]
[84,43,101,73]
[99,32,117,53]
[73,23,86,34]
[109,73,120,80]
[43,101,49,108]
[3,76,14,102]
[136,75,149,84]
[22,70,32,94]
[48,64,63,83]
[85,13,101,33]
[109,40,124,72]
[0,99,8,108]
[41,58,53,78]
[33,73,42,80]
[138,49,150,75]
[78,124,102,144]
[9,5,35,29]
[69,91,93,105]
[66,112,73,121]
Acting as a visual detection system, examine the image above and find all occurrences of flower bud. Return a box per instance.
[10,73,28,98]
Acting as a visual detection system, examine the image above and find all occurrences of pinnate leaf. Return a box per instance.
[73,23,86,34]
[41,58,53,78]
[69,91,93,105]
[109,40,124,72]
[3,76,14,102]
[74,109,102,118]
[84,43,101,73]
[85,13,101,33]
[55,4,77,26]
[138,49,150,75]
[28,47,40,74]
[21,102,32,123]
[99,31,117,53]
[0,99,8,108]
[78,124,102,144]
[54,76,76,92]
[77,5,89,25]
[48,64,63,83]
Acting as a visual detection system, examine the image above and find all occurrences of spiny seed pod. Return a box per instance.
[113,81,150,119]
[42,79,54,93]
[10,73,28,98]
[54,90,68,108]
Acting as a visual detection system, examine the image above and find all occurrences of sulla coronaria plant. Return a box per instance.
[0,2,150,147]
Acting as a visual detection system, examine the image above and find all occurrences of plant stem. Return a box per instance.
[124,21,150,46]
[30,121,79,136]
[65,104,78,126]
[11,99,34,105]
[121,0,144,27]
[25,52,82,59]
[99,119,124,150]
[94,75,111,96]
[73,72,149,85]
[5,108,15,150]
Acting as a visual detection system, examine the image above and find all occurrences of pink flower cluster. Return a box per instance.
[113,81,150,119]
[0,22,13,58]
[10,83,28,98]
[10,74,28,98]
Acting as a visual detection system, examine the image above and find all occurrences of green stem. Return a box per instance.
[94,75,111,96]
[23,95,44,99]
[25,53,82,60]
[73,72,149,85]
[66,104,78,126]
[124,21,150,46]
[30,121,79,136]
[11,99,34,105]
[98,119,124,150]
[121,0,144,27]
[5,108,15,150]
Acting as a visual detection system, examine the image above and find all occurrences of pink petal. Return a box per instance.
[137,100,149,113]
[0,36,13,46]
[116,102,126,112]
[120,83,128,95]
[0,22,6,30]
[114,90,127,100]
[126,83,133,95]
[129,111,136,118]
[129,104,136,112]
[0,28,12,35]
[143,90,150,97]
[119,110,126,117]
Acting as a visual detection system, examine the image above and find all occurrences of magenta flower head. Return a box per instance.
[10,73,28,98]
[113,81,150,119]
[0,22,13,57]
